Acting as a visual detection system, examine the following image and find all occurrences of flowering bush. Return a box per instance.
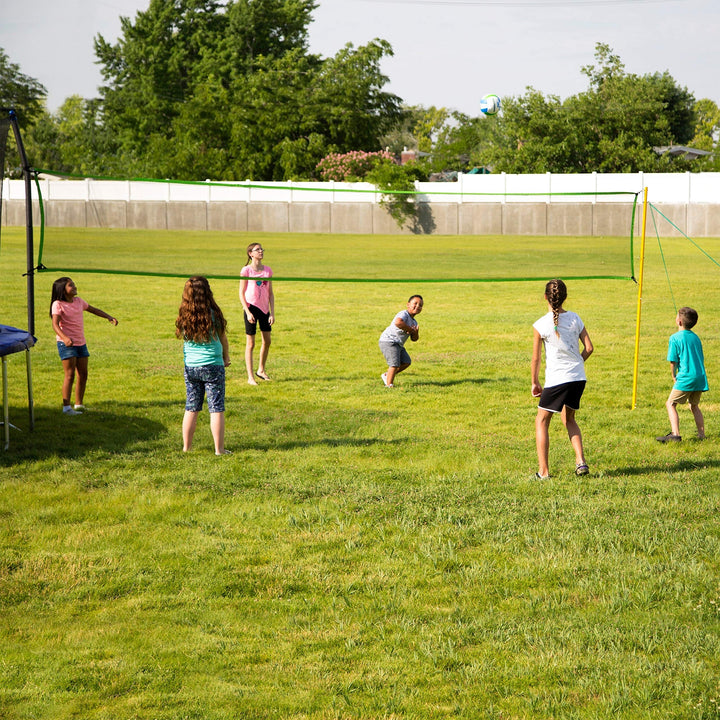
[316,149,395,181]
[317,149,429,229]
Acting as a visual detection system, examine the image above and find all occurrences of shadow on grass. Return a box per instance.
[256,436,407,452]
[611,457,720,476]
[413,376,507,388]
[0,403,166,466]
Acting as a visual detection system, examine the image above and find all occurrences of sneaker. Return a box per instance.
[656,433,681,443]
[575,463,589,476]
[74,404,86,411]
[381,373,394,388]
[63,406,82,415]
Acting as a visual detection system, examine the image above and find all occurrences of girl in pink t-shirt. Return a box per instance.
[50,276,118,415]
[239,242,274,385]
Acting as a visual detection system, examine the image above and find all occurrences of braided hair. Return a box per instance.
[545,278,567,333]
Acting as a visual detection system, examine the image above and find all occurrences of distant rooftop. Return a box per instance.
[653,145,712,160]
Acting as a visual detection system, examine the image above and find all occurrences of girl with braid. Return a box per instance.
[531,279,593,479]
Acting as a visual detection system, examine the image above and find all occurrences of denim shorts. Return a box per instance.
[57,341,90,360]
[184,364,226,413]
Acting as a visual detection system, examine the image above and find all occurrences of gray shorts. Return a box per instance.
[379,340,411,368]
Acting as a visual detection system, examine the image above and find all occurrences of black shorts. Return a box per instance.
[244,304,272,335]
[538,380,586,413]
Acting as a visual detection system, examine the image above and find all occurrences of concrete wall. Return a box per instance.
[3,172,720,235]
[0,199,714,236]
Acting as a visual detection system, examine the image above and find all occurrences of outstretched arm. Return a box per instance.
[86,305,118,325]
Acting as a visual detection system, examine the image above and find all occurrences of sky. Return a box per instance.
[1,0,719,117]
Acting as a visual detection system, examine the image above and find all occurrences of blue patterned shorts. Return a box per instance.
[184,364,226,413]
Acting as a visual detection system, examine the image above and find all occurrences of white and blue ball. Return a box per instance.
[480,94,501,116]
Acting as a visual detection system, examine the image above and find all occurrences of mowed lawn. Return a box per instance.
[1,227,719,719]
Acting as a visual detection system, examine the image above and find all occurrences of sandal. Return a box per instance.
[256,371,271,381]
[575,463,589,476]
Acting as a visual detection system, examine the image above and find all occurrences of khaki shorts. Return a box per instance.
[668,388,703,405]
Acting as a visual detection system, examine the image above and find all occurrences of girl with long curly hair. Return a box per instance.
[176,276,231,455]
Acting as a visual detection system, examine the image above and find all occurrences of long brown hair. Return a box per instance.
[545,278,567,332]
[49,276,73,317]
[175,276,227,343]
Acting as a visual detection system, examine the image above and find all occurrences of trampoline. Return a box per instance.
[0,325,36,450]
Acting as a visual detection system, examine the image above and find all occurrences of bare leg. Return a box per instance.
[535,408,553,477]
[183,410,199,451]
[562,406,586,466]
[74,356,89,406]
[691,403,705,439]
[257,330,272,378]
[385,362,410,386]
[245,334,257,384]
[666,399,681,436]
[210,411,226,454]
[61,357,77,406]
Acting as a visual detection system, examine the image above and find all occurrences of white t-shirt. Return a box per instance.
[533,310,586,387]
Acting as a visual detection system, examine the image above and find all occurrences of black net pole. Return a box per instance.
[7,110,35,336]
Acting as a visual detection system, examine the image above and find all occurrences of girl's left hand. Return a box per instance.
[109,317,118,326]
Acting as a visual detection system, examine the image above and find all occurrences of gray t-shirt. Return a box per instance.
[379,309,417,345]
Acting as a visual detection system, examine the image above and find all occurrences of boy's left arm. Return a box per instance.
[670,361,678,384]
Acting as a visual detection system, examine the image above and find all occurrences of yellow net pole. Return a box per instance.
[631,186,649,409]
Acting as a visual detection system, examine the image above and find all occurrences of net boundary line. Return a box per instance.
[36,267,632,283]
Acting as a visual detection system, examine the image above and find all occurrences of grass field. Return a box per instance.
[1,227,719,719]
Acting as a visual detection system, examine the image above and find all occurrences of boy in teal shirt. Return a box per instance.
[656,306,708,442]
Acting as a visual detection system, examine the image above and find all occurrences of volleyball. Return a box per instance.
[480,94,501,116]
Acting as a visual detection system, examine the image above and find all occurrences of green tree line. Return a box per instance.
[2,0,720,181]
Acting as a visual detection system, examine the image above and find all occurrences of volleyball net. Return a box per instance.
[29,173,640,283]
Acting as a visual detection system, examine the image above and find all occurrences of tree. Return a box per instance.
[472,43,699,174]
[688,98,720,169]
[94,0,230,165]
[1,48,47,177]
[89,0,400,180]
[0,48,47,125]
